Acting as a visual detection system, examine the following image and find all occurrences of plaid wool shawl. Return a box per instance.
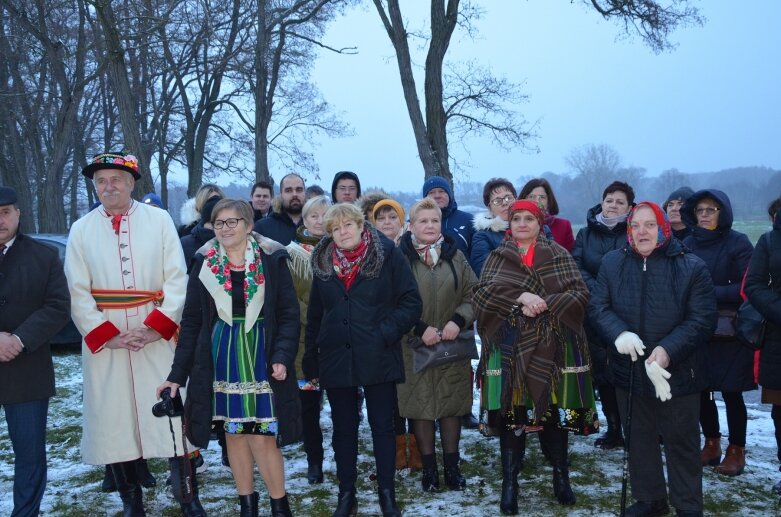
[473,237,590,419]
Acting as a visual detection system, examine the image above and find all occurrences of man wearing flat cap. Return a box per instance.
[64,152,204,516]
[0,186,71,516]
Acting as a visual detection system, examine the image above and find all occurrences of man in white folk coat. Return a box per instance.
[64,151,204,516]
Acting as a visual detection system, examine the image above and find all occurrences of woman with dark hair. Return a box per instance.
[745,195,781,493]
[474,200,596,513]
[471,178,517,277]
[681,189,755,476]
[158,198,301,517]
[572,180,635,450]
[519,178,574,252]
[304,203,422,517]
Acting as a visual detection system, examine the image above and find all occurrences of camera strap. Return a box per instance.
[167,415,194,504]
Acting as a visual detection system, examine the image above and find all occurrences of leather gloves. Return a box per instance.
[614,331,646,362]
[645,361,672,401]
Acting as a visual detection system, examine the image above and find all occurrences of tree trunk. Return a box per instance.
[254,0,272,184]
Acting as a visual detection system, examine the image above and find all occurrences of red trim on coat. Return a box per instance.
[144,308,178,341]
[84,321,121,353]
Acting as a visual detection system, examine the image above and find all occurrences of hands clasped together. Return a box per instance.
[614,331,672,402]
[422,321,461,346]
[516,292,548,318]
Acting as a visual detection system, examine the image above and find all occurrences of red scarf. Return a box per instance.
[332,229,370,290]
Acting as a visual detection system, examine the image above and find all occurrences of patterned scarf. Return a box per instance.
[332,228,370,290]
[472,238,590,419]
[410,233,444,267]
[626,201,672,253]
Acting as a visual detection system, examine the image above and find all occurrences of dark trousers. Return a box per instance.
[699,390,747,446]
[617,390,702,512]
[2,398,49,517]
[772,404,781,464]
[300,389,324,463]
[327,382,397,491]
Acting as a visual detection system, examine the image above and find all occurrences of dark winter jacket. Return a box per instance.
[745,221,781,389]
[681,189,755,392]
[168,234,302,448]
[470,212,508,277]
[422,176,475,260]
[573,203,630,382]
[253,211,302,246]
[180,222,215,273]
[303,224,422,389]
[0,234,71,405]
[588,238,717,399]
[396,232,476,420]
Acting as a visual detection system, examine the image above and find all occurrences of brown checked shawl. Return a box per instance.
[473,236,590,419]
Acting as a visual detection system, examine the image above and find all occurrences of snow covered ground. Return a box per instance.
[1,350,779,516]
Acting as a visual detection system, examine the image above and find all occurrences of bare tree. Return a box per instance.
[566,143,623,201]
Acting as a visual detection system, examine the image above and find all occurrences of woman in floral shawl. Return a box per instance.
[473,200,597,514]
[159,199,301,517]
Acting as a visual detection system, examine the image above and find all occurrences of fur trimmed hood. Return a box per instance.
[179,197,199,226]
[472,211,509,233]
[310,223,386,281]
[357,189,390,220]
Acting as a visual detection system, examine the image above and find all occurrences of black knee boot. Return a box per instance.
[499,431,525,515]
[169,456,206,516]
[239,491,259,517]
[102,464,117,492]
[378,487,401,517]
[270,494,293,517]
[595,385,624,450]
[110,461,146,517]
[542,426,576,505]
[331,488,357,517]
[135,458,157,488]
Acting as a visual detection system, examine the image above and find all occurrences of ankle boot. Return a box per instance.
[543,426,576,505]
[110,461,146,517]
[378,487,401,517]
[239,491,259,517]
[499,449,521,515]
[420,454,440,492]
[701,436,722,467]
[270,494,293,517]
[179,459,206,517]
[101,464,117,492]
[395,435,408,469]
[331,489,357,517]
[443,452,466,490]
[594,410,625,450]
[408,434,423,470]
[714,444,746,476]
[307,461,324,484]
[552,466,576,505]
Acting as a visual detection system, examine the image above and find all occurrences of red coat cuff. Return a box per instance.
[84,321,121,353]
[144,309,178,341]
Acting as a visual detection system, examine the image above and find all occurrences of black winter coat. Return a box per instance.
[573,203,630,383]
[167,234,302,448]
[681,189,755,392]
[303,225,422,389]
[588,238,717,399]
[745,221,781,389]
[180,222,215,273]
[0,234,71,404]
[253,211,302,246]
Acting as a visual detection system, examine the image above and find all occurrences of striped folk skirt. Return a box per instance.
[212,317,277,436]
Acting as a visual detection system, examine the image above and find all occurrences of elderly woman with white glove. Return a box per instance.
[588,201,717,517]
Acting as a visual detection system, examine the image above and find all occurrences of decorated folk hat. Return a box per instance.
[81,151,141,180]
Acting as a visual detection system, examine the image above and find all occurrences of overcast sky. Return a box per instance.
[302,0,781,193]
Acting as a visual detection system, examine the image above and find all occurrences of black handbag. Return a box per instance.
[736,300,767,350]
[713,308,738,340]
[407,329,478,374]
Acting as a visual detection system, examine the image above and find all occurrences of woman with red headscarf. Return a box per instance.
[473,200,597,514]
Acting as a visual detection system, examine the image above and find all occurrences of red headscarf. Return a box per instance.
[508,200,544,227]
[626,201,672,254]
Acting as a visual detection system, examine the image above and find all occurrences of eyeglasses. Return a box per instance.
[490,194,515,206]
[527,194,548,202]
[695,207,720,216]
[213,218,243,229]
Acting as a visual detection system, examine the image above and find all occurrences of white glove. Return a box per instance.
[645,361,672,402]
[614,331,645,362]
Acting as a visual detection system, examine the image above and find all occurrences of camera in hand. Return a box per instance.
[152,387,184,418]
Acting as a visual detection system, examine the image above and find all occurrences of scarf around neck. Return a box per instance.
[596,210,629,230]
[411,233,444,267]
[332,228,370,290]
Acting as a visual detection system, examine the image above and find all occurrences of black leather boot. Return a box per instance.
[307,461,324,484]
[443,452,466,490]
[499,449,521,515]
[420,454,440,492]
[135,458,157,488]
[270,494,293,517]
[239,491,259,517]
[378,487,401,517]
[331,489,357,517]
[543,426,576,505]
[110,461,146,517]
[177,458,206,517]
[594,408,625,450]
[101,464,117,492]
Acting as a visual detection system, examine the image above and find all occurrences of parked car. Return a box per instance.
[30,233,81,346]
